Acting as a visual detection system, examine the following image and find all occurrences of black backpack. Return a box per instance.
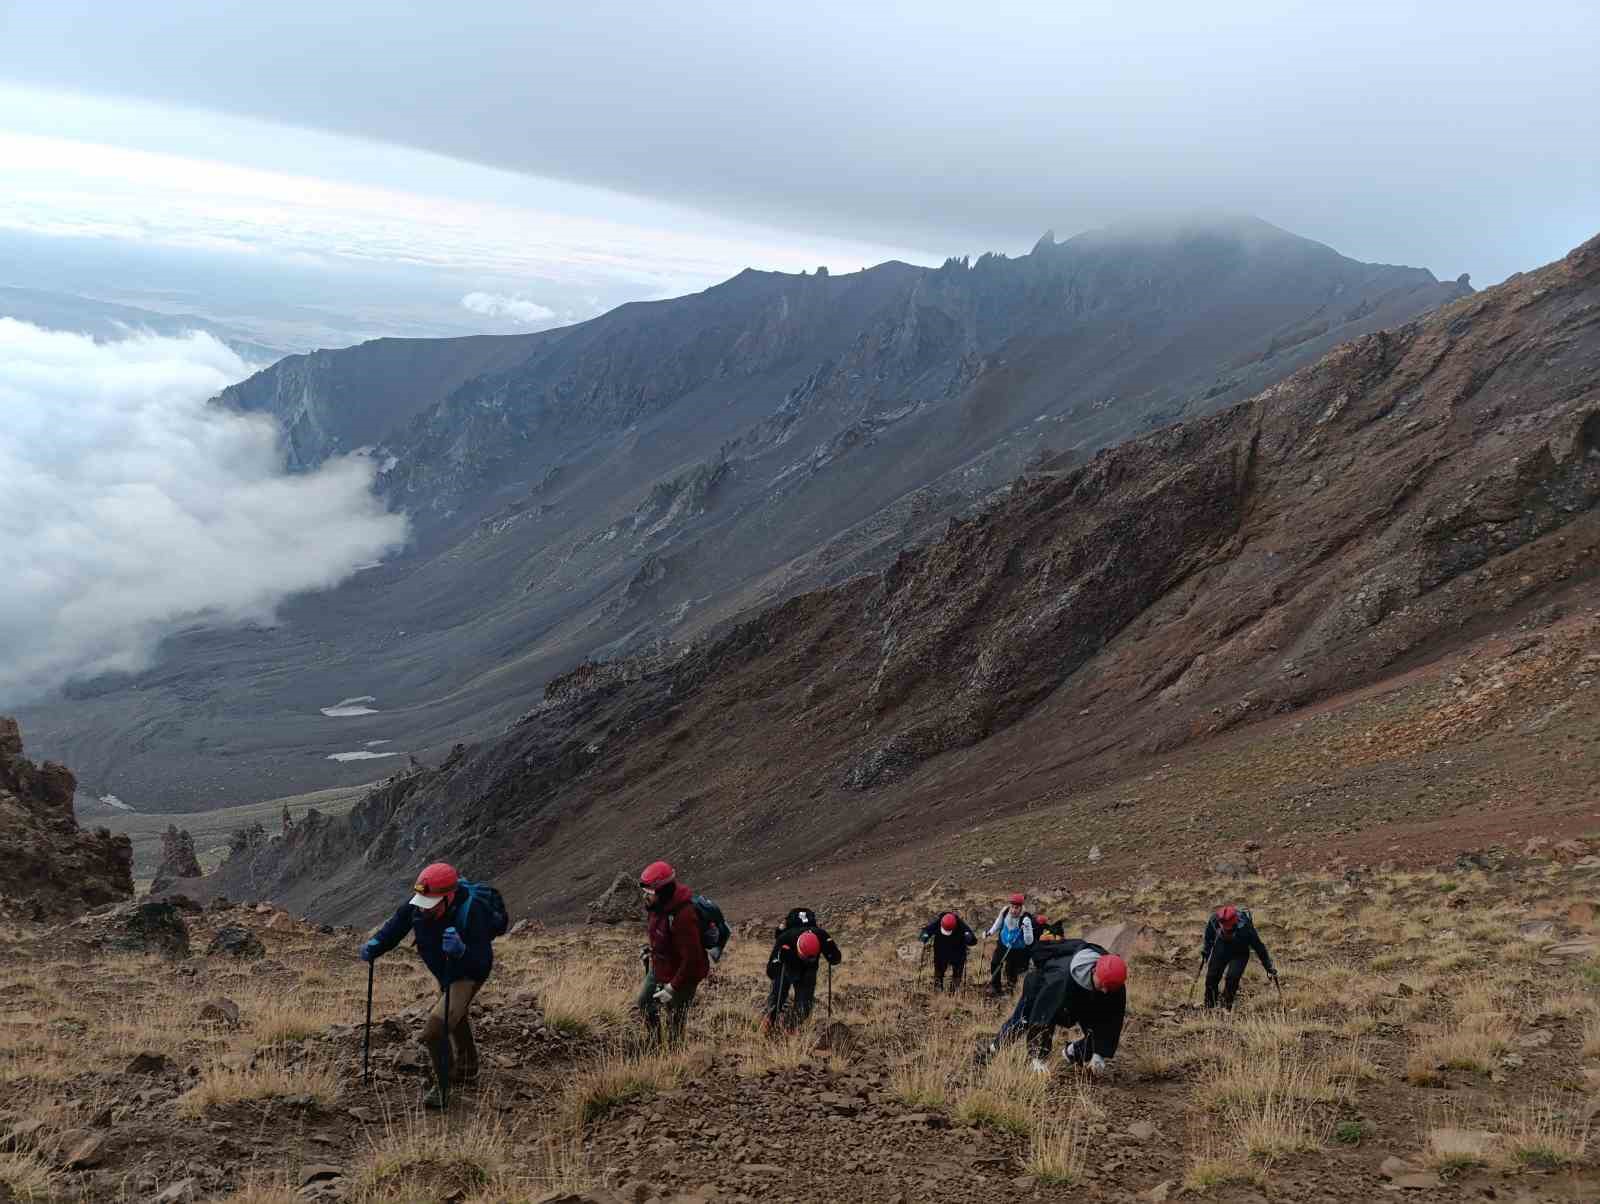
[671,893,730,952]
[459,879,509,938]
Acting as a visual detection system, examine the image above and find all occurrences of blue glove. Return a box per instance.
[360,939,379,963]
[442,927,466,958]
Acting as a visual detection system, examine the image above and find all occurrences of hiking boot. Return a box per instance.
[422,1084,447,1110]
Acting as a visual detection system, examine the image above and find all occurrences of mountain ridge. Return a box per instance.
[195,230,1599,926]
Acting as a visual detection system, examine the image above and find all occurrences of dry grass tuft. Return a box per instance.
[563,1048,685,1128]
[176,1059,340,1116]
[353,1107,511,1203]
[1499,1097,1590,1170]
[536,959,634,1037]
[955,1046,1046,1136]
[1025,1111,1087,1185]
[0,1151,55,1201]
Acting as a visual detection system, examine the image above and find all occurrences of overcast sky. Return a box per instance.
[0,0,1596,335]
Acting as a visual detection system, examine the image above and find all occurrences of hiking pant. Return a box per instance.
[422,978,482,1085]
[1204,952,1249,1010]
[638,971,698,1044]
[933,950,966,993]
[766,963,819,1025]
[989,943,1029,992]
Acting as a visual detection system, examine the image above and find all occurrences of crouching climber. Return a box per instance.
[361,861,509,1109]
[920,911,978,992]
[766,907,842,1028]
[990,939,1127,1075]
[638,860,710,1045]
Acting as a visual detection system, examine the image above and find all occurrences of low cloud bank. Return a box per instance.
[461,291,556,324]
[0,319,408,703]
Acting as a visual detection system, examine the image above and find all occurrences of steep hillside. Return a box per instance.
[0,717,132,918]
[20,217,1466,810]
[206,232,1599,926]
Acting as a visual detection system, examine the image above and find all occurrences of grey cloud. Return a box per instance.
[0,0,1596,282]
[0,319,408,704]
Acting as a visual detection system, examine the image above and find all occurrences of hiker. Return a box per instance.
[985,892,1035,995]
[361,861,507,1109]
[1200,904,1277,1010]
[919,911,978,992]
[990,939,1127,1074]
[1034,914,1064,941]
[638,860,710,1043]
[765,907,842,1027]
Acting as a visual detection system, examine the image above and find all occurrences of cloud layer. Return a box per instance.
[460,292,557,325]
[0,319,408,703]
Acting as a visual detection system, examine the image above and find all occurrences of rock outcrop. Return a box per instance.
[0,717,132,918]
[149,825,203,896]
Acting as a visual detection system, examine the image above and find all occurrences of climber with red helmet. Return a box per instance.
[1201,904,1276,1010]
[919,911,979,992]
[984,891,1036,996]
[765,907,842,1028]
[637,860,710,1044]
[987,939,1128,1076]
[361,861,502,1108]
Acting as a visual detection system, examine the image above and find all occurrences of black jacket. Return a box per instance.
[1201,910,1274,974]
[1017,939,1126,1059]
[767,909,842,979]
[920,914,978,958]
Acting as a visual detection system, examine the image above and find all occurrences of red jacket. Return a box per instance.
[646,883,710,993]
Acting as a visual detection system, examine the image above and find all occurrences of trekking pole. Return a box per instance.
[438,973,452,1111]
[362,959,374,1086]
[826,959,833,1019]
[918,942,929,992]
[1186,956,1206,1008]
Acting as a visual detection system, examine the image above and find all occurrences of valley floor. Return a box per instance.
[2,849,1598,1202]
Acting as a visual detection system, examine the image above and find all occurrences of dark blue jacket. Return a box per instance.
[370,893,495,986]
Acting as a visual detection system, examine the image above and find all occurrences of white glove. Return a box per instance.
[1029,1058,1050,1075]
[653,983,675,1005]
[709,946,723,964]
[1089,1054,1107,1075]
[1062,1039,1081,1061]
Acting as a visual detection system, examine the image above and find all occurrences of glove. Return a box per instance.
[442,927,466,958]
[920,932,932,944]
[360,939,380,963]
[653,983,676,1006]
[709,946,723,964]
[1029,1058,1050,1075]
[1089,1054,1107,1075]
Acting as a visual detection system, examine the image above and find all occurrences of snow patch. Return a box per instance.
[322,695,379,717]
[326,750,400,762]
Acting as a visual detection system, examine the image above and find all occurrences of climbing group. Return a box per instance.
[357,856,1276,1107]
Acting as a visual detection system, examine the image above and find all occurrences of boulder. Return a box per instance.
[1084,921,1157,959]
[586,873,639,925]
[199,998,241,1027]
[85,900,191,959]
[206,926,266,960]
[148,825,203,896]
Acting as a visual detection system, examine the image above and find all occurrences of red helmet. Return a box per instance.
[1008,892,1025,906]
[411,862,458,910]
[1093,954,1127,991]
[640,861,676,889]
[939,913,957,934]
[796,931,822,960]
[1217,905,1239,933]
[1035,915,1048,927]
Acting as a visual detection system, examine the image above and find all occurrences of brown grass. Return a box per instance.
[176,1059,340,1116]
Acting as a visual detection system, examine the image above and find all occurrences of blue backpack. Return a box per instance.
[458,879,509,938]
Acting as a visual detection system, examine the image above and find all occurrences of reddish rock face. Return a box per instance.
[0,716,133,917]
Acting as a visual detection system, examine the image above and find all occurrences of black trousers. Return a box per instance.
[933,950,967,992]
[989,943,1029,992]
[767,963,819,1023]
[1204,952,1249,1009]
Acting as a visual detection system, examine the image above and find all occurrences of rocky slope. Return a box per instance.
[0,717,132,918]
[202,233,1598,926]
[20,217,1467,809]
